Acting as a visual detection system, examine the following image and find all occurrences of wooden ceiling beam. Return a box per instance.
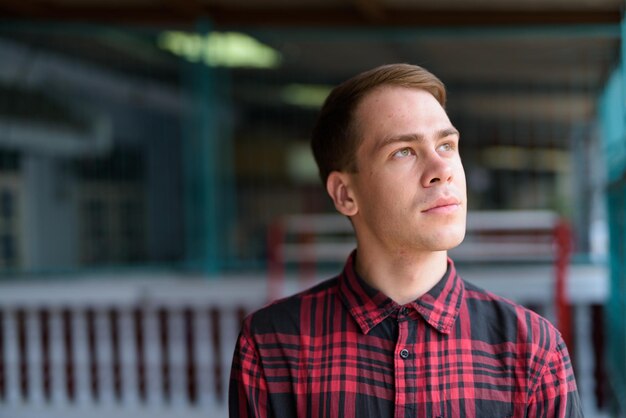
[0,5,619,28]
[207,8,622,27]
[0,0,56,16]
[349,0,387,23]
[162,0,207,20]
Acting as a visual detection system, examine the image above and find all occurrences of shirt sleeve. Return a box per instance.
[229,327,271,418]
[526,337,584,418]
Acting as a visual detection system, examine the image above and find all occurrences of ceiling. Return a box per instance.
[0,0,623,148]
[0,0,621,26]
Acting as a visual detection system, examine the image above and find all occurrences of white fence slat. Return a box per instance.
[73,308,89,406]
[158,308,173,407]
[195,306,214,409]
[25,309,42,406]
[4,309,18,405]
[119,308,138,407]
[144,307,161,407]
[49,309,64,406]
[168,308,186,407]
[95,308,114,406]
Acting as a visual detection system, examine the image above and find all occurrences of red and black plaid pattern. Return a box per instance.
[230,252,582,417]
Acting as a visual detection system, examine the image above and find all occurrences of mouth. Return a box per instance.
[421,197,461,214]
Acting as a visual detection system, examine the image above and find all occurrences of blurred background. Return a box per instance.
[0,0,624,417]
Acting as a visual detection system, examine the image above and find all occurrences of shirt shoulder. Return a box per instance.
[461,279,563,355]
[241,276,340,339]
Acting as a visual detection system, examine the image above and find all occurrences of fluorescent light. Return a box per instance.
[157,31,281,69]
[482,146,529,170]
[281,84,333,108]
[482,146,570,172]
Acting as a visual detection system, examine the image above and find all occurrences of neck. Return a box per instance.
[354,246,448,305]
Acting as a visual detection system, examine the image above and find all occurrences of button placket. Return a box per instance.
[394,309,413,416]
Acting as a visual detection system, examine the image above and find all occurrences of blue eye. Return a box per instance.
[394,148,413,158]
[438,143,454,152]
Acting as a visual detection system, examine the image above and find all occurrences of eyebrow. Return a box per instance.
[375,127,460,153]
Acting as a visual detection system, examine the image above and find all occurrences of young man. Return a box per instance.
[229,64,583,417]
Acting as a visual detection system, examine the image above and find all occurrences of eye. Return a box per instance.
[438,142,455,152]
[393,148,414,158]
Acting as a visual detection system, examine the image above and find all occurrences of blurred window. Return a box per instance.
[0,188,13,219]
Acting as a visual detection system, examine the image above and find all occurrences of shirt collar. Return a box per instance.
[338,250,464,335]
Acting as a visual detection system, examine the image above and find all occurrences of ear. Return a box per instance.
[326,171,358,217]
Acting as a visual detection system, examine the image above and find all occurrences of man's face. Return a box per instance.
[347,86,467,254]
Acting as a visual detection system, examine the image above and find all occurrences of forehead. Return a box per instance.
[353,86,451,142]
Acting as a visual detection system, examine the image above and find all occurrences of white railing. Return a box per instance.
[0,275,266,418]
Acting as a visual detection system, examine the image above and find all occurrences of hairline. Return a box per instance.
[344,84,446,174]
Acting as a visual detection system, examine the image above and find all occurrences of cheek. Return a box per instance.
[453,162,467,187]
[359,180,407,216]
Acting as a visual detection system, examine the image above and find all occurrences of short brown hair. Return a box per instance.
[311,63,446,185]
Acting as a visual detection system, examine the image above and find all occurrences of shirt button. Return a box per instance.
[399,349,410,359]
[400,307,409,316]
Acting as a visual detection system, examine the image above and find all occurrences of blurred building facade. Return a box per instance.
[0,23,617,274]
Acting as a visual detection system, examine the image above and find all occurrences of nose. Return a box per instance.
[420,151,453,187]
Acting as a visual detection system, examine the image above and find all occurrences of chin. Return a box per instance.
[432,229,467,251]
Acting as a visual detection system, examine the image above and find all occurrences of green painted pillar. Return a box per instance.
[182,21,223,275]
[600,11,626,412]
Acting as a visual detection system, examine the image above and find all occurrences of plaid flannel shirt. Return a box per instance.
[230,252,583,418]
